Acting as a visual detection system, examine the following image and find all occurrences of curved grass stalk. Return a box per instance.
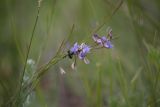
[5,1,42,106]
[11,1,42,107]
[22,54,67,103]
[92,0,123,34]
[20,23,74,104]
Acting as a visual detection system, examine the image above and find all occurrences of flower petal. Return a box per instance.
[101,36,107,42]
[84,58,90,64]
[78,51,85,60]
[104,40,113,48]
[59,67,66,74]
[97,39,103,45]
[71,62,76,70]
[92,34,99,42]
[70,42,79,54]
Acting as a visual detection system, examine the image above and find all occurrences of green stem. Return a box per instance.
[18,4,41,106]
[22,54,67,103]
[92,0,123,34]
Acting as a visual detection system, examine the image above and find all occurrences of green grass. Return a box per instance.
[0,0,160,107]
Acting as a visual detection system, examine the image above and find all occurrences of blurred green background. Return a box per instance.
[0,0,160,107]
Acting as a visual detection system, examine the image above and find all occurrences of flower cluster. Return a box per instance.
[92,29,113,48]
[92,34,113,48]
[68,42,91,64]
[68,29,114,65]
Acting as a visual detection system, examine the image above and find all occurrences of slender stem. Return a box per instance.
[22,54,67,103]
[92,0,123,34]
[18,4,41,104]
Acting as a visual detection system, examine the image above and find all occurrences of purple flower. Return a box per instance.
[92,34,113,49]
[69,43,91,64]
[104,39,113,48]
[101,36,107,42]
[79,43,91,60]
[101,36,113,48]
[70,42,79,54]
[93,34,103,45]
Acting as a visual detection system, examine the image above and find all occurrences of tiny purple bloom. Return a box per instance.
[79,51,86,59]
[78,43,91,60]
[69,43,91,64]
[81,43,90,53]
[101,36,113,48]
[101,36,107,43]
[92,34,99,41]
[92,34,113,48]
[93,34,103,45]
[104,40,113,48]
[70,42,79,54]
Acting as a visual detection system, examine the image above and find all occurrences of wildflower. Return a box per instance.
[78,43,91,59]
[78,43,91,64]
[92,34,103,45]
[70,42,79,54]
[101,36,113,48]
[68,43,91,64]
[104,39,113,48]
[68,42,79,59]
[92,34,113,49]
